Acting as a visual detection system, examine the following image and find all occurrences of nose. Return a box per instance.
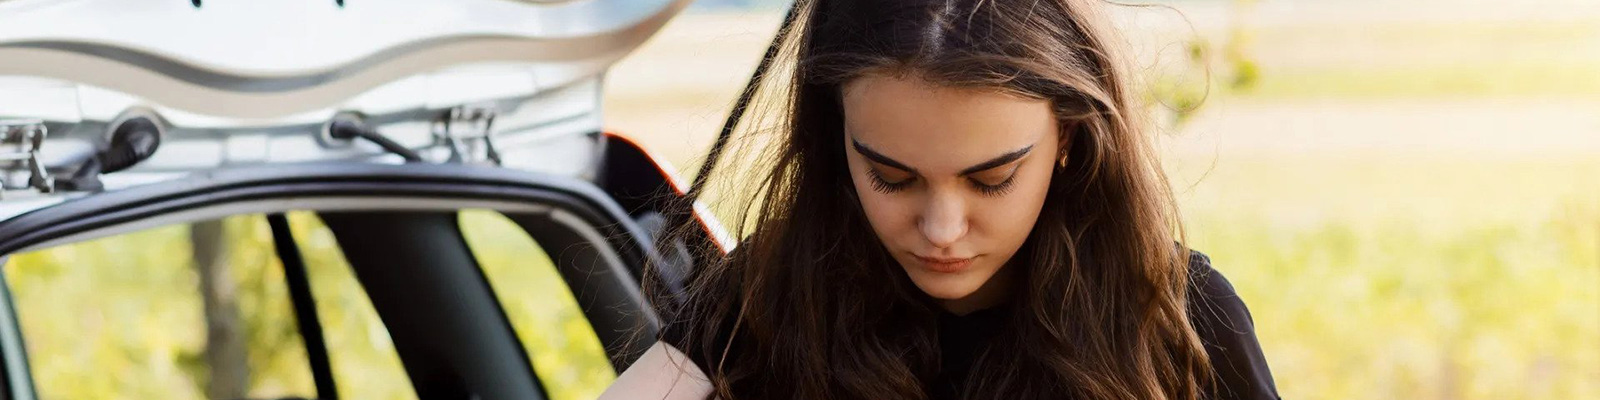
[918,190,968,249]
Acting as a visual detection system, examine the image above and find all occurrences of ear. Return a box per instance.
[1057,123,1077,168]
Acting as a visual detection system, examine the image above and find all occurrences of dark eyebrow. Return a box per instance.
[958,144,1034,175]
[851,139,918,173]
[850,139,1035,176]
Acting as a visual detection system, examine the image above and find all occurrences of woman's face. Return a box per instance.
[841,74,1061,313]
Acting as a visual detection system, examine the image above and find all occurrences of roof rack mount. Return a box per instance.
[434,103,501,166]
[0,119,53,199]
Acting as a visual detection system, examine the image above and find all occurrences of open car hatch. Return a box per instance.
[0,1,734,399]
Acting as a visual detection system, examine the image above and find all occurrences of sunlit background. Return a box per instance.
[4,0,1598,399]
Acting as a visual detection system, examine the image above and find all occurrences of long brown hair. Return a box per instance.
[651,0,1211,398]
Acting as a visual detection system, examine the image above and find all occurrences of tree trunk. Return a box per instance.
[192,219,249,399]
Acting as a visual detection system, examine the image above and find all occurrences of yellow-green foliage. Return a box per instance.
[460,210,617,400]
[5,217,316,400]
[1171,155,1600,399]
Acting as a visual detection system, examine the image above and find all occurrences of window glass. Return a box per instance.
[2,216,315,400]
[286,211,420,400]
[1,211,427,400]
[459,209,616,400]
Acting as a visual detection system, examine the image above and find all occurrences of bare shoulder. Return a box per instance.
[599,342,715,400]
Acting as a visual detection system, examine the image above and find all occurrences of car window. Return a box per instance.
[0,212,425,400]
[458,209,616,400]
[2,215,316,400]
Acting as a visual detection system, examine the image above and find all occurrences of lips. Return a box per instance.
[914,255,976,273]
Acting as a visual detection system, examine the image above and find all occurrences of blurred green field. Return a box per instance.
[1169,154,1600,398]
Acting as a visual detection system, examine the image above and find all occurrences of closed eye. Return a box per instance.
[967,163,1020,186]
[966,164,1020,196]
[866,167,915,193]
[850,138,1033,197]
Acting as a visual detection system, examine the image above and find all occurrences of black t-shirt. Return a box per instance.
[659,251,1280,399]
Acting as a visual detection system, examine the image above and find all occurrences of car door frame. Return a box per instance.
[0,156,699,400]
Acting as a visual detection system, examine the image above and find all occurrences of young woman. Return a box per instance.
[604,0,1278,399]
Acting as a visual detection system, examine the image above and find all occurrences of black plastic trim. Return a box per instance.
[0,162,657,268]
[267,214,339,400]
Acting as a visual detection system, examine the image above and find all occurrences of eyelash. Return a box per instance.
[865,168,915,193]
[865,169,1018,197]
[975,174,1018,196]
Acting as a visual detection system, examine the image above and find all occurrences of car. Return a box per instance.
[0,0,737,399]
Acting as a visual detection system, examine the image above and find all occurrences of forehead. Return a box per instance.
[840,74,1056,170]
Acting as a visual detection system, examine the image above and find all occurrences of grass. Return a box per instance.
[1169,155,1600,399]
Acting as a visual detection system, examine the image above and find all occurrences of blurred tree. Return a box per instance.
[192,220,248,399]
[1224,0,1261,92]
[1154,0,1261,126]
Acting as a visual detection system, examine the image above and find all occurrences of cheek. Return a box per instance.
[849,172,915,236]
[974,164,1054,243]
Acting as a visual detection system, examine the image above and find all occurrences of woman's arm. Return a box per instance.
[599,342,714,400]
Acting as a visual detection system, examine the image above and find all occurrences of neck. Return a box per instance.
[939,263,1015,316]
